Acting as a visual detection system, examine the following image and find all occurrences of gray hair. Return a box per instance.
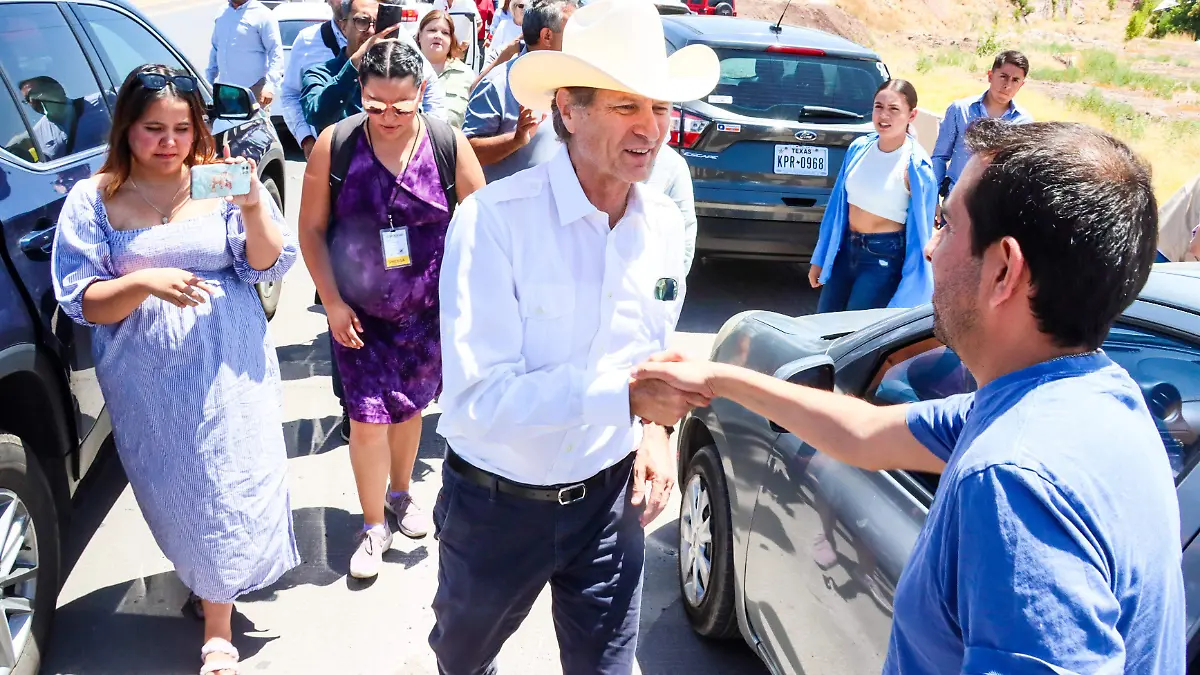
[335,0,351,20]
[522,0,577,45]
[550,86,596,141]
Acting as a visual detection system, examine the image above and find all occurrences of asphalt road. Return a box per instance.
[41,3,818,672]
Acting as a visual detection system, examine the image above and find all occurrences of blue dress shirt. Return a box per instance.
[931,91,1032,193]
[206,0,285,95]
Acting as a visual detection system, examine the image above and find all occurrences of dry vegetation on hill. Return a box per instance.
[742,0,1200,199]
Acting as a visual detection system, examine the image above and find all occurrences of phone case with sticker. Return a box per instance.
[190,162,252,200]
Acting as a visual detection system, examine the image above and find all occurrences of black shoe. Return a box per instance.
[340,410,351,442]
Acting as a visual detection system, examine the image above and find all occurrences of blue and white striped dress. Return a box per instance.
[52,179,301,603]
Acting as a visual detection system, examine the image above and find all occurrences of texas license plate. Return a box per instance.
[774,145,829,176]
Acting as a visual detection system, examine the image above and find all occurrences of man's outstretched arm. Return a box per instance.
[634,360,948,474]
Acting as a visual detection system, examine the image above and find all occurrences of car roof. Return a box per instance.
[1140,263,1200,314]
[272,2,333,20]
[661,15,878,59]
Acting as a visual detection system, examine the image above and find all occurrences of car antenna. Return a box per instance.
[770,0,791,33]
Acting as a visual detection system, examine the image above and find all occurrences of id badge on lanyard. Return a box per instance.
[380,183,411,269]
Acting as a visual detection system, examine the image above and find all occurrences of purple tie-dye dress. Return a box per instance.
[328,129,450,425]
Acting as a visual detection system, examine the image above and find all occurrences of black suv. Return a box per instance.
[0,0,288,671]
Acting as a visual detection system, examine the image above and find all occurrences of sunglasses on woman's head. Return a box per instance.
[137,72,198,93]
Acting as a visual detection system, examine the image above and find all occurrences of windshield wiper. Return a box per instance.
[799,105,863,120]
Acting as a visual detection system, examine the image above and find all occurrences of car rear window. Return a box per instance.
[707,48,887,122]
[279,19,324,47]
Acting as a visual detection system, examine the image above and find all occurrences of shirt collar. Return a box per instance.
[972,90,1022,119]
[548,145,598,227]
[975,350,1113,405]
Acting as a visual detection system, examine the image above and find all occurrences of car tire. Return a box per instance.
[678,444,739,639]
[254,176,284,321]
[0,433,61,675]
[714,2,733,14]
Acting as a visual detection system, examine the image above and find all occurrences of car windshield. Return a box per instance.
[707,48,886,122]
[279,19,324,47]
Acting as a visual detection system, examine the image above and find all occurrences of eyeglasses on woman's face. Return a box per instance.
[137,72,199,93]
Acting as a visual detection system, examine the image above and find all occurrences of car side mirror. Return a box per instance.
[210,83,255,121]
[769,354,835,434]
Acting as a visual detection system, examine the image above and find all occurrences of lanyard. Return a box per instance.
[366,116,423,231]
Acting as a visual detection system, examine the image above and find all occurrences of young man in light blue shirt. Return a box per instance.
[931,50,1033,196]
[635,119,1185,674]
[207,0,285,108]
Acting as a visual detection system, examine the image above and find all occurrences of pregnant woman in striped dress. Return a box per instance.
[51,65,299,675]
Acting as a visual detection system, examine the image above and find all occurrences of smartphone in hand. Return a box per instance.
[190,162,251,200]
[376,3,404,33]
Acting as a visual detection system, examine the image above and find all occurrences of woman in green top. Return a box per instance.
[418,11,474,129]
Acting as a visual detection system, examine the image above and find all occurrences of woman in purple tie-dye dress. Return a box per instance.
[298,41,484,579]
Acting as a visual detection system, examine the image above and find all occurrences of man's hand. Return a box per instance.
[632,359,721,400]
[808,264,822,289]
[259,86,275,107]
[630,423,673,527]
[514,106,542,146]
[629,376,707,426]
[351,24,401,69]
[301,136,316,160]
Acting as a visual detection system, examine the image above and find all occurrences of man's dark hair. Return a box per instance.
[550,86,596,141]
[522,0,576,46]
[992,50,1030,75]
[358,40,424,85]
[963,119,1157,350]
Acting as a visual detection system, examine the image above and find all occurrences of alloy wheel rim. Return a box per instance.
[0,490,37,672]
[680,474,713,607]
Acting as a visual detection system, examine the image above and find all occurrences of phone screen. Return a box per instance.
[376,3,403,33]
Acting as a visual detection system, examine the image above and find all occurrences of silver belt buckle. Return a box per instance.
[557,483,587,505]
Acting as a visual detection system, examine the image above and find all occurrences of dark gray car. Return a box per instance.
[662,16,889,262]
[675,263,1200,674]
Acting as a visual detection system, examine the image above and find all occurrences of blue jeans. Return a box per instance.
[428,453,644,675]
[817,231,905,313]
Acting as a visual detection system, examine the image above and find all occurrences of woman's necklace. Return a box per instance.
[367,117,423,228]
[129,174,189,225]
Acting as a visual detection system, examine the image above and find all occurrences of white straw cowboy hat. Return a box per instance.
[509,0,720,112]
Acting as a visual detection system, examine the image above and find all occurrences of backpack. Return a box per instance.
[327,111,459,221]
[319,21,340,59]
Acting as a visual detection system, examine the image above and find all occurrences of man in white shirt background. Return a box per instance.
[207,0,285,109]
[281,0,345,159]
[431,0,719,672]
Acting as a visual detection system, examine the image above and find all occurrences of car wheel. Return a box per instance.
[255,176,284,321]
[679,444,738,639]
[714,2,733,14]
[0,433,61,675]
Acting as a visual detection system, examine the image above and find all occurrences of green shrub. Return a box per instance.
[1176,57,1192,67]
[1125,1,1154,40]
[916,54,934,74]
[1108,0,1117,9]
[976,31,1001,57]
[1066,88,1147,138]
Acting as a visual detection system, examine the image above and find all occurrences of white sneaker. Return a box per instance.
[349,524,393,579]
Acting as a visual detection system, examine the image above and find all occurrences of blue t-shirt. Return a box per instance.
[461,54,563,183]
[889,351,1185,674]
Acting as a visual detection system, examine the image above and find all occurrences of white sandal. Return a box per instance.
[199,637,240,675]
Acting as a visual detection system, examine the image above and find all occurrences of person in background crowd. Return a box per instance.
[300,0,448,135]
[485,0,523,65]
[1156,172,1200,262]
[462,0,575,183]
[417,10,473,128]
[281,0,347,159]
[474,0,495,44]
[51,64,299,675]
[809,79,937,312]
[645,143,698,273]
[206,0,285,109]
[931,50,1032,198]
[636,119,1185,675]
[431,0,718,670]
[16,76,110,162]
[298,41,484,580]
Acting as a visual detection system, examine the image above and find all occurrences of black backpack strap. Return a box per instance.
[320,20,340,58]
[422,113,458,217]
[328,111,369,221]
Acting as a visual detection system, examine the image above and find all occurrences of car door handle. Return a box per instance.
[19,224,56,261]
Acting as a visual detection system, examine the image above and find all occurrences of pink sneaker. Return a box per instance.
[385,491,429,539]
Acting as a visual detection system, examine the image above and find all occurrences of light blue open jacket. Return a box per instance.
[810,133,938,309]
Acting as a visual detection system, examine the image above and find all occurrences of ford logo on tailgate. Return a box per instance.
[794,130,818,142]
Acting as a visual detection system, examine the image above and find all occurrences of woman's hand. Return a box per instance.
[326,300,364,349]
[221,146,260,209]
[135,268,215,308]
[808,264,822,288]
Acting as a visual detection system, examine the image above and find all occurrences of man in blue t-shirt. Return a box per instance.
[634,119,1185,673]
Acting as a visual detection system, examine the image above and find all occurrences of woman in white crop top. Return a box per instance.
[809,80,939,312]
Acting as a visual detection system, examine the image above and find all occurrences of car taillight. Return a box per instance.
[402,8,419,21]
[670,107,710,149]
[766,45,826,56]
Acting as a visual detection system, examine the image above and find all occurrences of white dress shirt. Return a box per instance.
[281,19,345,145]
[438,145,687,486]
[207,0,286,95]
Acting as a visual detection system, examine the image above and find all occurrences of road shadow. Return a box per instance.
[276,333,334,382]
[44,572,273,675]
[412,411,447,484]
[678,259,818,335]
[61,443,127,580]
[282,414,343,459]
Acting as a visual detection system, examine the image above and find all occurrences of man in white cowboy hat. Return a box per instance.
[432,0,718,671]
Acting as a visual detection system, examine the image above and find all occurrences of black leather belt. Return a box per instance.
[446,449,633,505]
